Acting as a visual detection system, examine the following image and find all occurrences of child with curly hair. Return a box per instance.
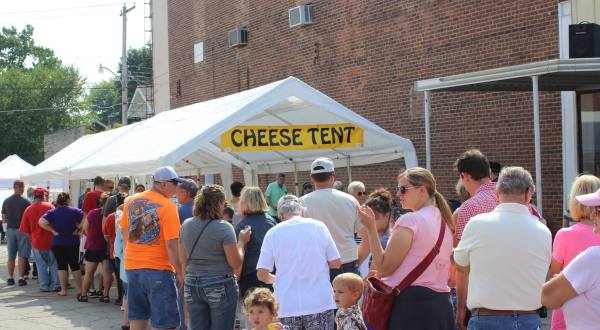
[244,288,285,330]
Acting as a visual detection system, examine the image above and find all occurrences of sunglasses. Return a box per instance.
[397,185,417,194]
[357,191,366,196]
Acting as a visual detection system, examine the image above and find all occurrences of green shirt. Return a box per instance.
[265,181,287,217]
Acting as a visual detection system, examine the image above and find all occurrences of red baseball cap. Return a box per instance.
[33,187,47,198]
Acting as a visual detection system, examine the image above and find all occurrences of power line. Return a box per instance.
[0,87,119,90]
[0,3,124,16]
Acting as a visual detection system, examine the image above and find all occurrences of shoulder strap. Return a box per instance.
[392,217,446,295]
[187,219,215,262]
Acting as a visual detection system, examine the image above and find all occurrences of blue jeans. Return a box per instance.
[468,314,540,330]
[184,274,238,330]
[32,249,59,290]
[126,269,180,329]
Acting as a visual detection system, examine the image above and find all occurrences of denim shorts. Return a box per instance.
[6,228,31,260]
[126,269,180,328]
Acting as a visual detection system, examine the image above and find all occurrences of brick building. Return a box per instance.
[159,0,600,233]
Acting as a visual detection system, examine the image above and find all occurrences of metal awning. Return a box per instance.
[415,58,600,92]
[414,58,600,215]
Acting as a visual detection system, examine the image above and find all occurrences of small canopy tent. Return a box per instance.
[21,123,139,185]
[67,77,417,191]
[0,155,33,188]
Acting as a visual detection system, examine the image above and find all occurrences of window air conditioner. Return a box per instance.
[288,5,313,28]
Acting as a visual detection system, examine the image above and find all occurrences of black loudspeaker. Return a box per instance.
[569,23,600,58]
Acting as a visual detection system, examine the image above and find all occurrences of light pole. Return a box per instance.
[98,64,125,125]
[120,4,135,125]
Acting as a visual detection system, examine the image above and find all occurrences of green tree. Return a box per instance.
[0,25,87,164]
[84,80,121,126]
[86,44,152,125]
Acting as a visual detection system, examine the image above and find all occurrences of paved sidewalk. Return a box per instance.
[0,244,122,329]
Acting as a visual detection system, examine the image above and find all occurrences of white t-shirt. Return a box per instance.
[562,246,600,330]
[453,203,552,310]
[300,188,362,263]
[256,216,340,318]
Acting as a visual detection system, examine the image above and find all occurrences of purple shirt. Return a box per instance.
[43,206,84,246]
[84,208,107,251]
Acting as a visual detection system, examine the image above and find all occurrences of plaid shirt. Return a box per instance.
[455,181,498,240]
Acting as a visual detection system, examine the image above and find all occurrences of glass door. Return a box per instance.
[578,92,600,176]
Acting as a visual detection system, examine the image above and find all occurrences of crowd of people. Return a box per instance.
[2,149,600,330]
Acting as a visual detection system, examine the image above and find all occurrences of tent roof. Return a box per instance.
[0,154,33,180]
[67,77,417,179]
[21,123,139,183]
[414,58,600,92]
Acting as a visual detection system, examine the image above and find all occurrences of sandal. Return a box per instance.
[100,296,110,303]
[77,294,88,302]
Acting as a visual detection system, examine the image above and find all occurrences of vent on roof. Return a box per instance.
[288,4,313,28]
[228,27,248,47]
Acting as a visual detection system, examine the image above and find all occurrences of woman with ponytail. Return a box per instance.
[358,167,454,329]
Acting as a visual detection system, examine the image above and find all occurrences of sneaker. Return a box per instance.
[88,289,100,298]
[7,278,15,286]
[53,287,62,292]
[18,279,27,286]
[40,288,52,293]
[23,275,29,280]
[32,275,38,280]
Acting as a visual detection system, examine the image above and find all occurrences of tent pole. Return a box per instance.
[424,91,431,170]
[346,156,353,183]
[531,75,543,215]
[293,162,299,196]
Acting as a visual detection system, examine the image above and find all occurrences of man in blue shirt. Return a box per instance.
[176,179,199,223]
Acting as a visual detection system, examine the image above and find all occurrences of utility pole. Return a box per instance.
[121,3,135,125]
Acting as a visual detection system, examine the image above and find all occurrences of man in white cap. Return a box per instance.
[300,157,364,281]
[120,166,185,330]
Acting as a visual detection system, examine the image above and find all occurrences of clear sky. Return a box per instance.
[1,0,147,86]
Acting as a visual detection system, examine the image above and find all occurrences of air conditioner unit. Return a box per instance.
[228,27,248,47]
[288,4,313,28]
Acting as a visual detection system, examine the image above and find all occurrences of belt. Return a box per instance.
[341,260,358,268]
[471,308,538,317]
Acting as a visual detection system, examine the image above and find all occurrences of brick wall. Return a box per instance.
[44,126,86,159]
[168,0,563,232]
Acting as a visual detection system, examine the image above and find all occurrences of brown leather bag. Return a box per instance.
[362,219,446,330]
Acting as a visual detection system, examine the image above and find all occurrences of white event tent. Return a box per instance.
[0,155,33,188]
[25,77,418,196]
[21,123,139,185]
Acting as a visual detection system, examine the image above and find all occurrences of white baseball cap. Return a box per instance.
[153,166,185,183]
[311,157,335,174]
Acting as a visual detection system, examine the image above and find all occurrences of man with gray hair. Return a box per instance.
[347,181,366,205]
[453,167,551,330]
[257,195,341,330]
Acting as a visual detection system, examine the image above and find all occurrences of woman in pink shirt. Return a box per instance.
[542,187,600,330]
[359,167,454,330]
[549,175,600,330]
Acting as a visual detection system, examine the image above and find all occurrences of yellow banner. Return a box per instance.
[221,124,364,152]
